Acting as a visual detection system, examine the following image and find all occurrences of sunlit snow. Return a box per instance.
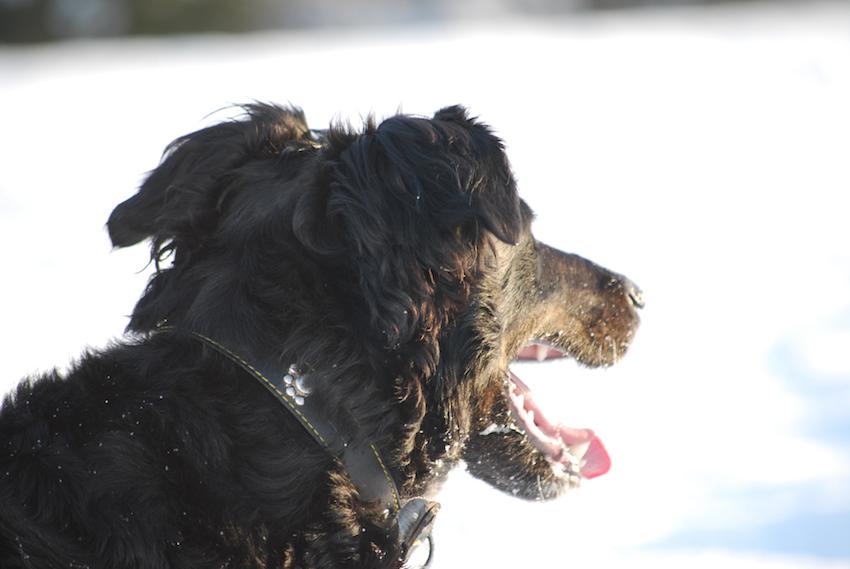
[1,2,849,567]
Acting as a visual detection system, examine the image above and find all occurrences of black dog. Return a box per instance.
[0,104,642,569]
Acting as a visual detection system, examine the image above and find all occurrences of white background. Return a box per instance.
[1,2,849,567]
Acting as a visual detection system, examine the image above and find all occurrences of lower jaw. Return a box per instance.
[463,429,578,501]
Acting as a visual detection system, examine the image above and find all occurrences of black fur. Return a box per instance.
[1,104,641,569]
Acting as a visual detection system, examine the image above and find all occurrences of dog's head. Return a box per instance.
[460,235,643,499]
[107,103,641,502]
[108,105,519,356]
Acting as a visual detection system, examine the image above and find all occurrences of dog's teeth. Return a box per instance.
[568,441,591,461]
[536,345,547,362]
[526,410,535,424]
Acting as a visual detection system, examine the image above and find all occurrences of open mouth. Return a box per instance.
[504,341,611,480]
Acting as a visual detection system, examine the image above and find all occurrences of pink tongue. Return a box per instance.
[508,370,612,479]
[557,426,611,479]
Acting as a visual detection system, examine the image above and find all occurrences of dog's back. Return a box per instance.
[0,338,342,569]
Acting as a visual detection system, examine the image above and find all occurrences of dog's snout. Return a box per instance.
[625,279,645,309]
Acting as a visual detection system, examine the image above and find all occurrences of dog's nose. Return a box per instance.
[625,279,645,309]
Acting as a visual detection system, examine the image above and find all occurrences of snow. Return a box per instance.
[2,2,849,567]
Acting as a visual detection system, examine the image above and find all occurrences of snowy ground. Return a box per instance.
[2,2,849,567]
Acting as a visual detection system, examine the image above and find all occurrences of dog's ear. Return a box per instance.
[108,122,245,250]
[324,107,522,253]
[322,108,523,354]
[108,105,311,252]
[431,105,522,245]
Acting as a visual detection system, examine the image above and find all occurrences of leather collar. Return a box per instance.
[157,327,438,567]
[174,328,402,514]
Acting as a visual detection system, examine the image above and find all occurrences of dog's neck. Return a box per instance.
[158,326,439,567]
[180,328,402,512]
